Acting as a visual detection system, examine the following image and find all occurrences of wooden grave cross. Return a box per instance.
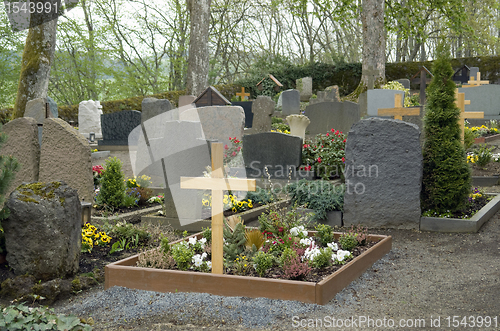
[455,89,483,143]
[462,72,489,88]
[364,65,379,90]
[236,87,250,101]
[377,94,420,120]
[180,142,256,274]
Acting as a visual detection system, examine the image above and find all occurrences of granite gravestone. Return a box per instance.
[250,96,274,133]
[78,100,103,139]
[297,77,312,102]
[242,132,304,179]
[39,118,94,203]
[458,85,500,124]
[179,106,244,147]
[343,118,422,229]
[396,79,410,90]
[24,97,57,145]
[281,89,301,115]
[310,86,341,105]
[1,118,40,206]
[98,110,142,146]
[232,101,253,128]
[367,89,405,117]
[305,101,361,136]
[141,98,172,122]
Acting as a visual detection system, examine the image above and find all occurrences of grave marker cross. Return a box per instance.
[377,94,420,120]
[455,89,483,143]
[180,143,256,274]
[462,72,489,88]
[364,65,379,90]
[236,87,250,101]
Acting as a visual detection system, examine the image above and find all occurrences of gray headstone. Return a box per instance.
[304,101,360,136]
[47,96,58,118]
[232,101,253,128]
[251,96,275,133]
[458,85,500,118]
[1,118,40,207]
[39,118,93,202]
[470,67,479,80]
[396,79,410,90]
[4,181,81,280]
[309,86,340,105]
[343,118,422,229]
[277,93,283,109]
[297,77,312,102]
[179,95,196,107]
[98,110,142,146]
[367,89,405,117]
[242,132,303,179]
[281,89,300,115]
[25,98,54,124]
[78,100,103,139]
[141,98,172,122]
[179,106,244,147]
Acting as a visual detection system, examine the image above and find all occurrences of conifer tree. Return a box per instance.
[421,46,470,212]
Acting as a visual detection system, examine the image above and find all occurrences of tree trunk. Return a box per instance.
[186,0,211,97]
[13,18,58,119]
[361,0,385,88]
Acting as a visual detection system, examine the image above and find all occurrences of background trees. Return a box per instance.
[0,0,499,108]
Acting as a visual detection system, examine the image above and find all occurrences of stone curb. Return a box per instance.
[91,151,110,159]
[420,194,500,232]
[472,176,499,187]
[92,205,163,224]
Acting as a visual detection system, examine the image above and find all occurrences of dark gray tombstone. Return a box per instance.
[367,89,404,117]
[453,65,470,84]
[232,101,254,128]
[458,85,500,120]
[396,79,410,90]
[98,110,142,146]
[281,89,300,115]
[304,101,361,136]
[470,67,479,81]
[250,96,274,133]
[343,118,422,229]
[242,132,305,179]
[141,98,172,122]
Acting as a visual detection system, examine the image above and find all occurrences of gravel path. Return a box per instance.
[53,210,500,331]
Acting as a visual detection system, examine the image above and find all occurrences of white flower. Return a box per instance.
[335,250,352,262]
[206,261,212,269]
[299,237,315,247]
[188,237,197,246]
[199,238,207,245]
[201,252,207,260]
[290,225,306,237]
[327,242,338,251]
[192,254,204,267]
[303,246,321,261]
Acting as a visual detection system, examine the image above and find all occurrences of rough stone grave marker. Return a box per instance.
[98,110,142,146]
[343,118,422,229]
[24,97,55,145]
[296,77,312,101]
[78,100,103,139]
[181,143,256,274]
[249,96,274,133]
[141,98,172,122]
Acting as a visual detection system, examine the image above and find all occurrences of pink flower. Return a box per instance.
[331,128,334,132]
[317,157,322,163]
[224,144,229,150]
[326,133,329,137]
[232,151,237,156]
[342,157,345,163]
[343,139,346,143]
[236,146,241,151]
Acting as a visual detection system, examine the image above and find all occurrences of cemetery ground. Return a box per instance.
[45,212,500,331]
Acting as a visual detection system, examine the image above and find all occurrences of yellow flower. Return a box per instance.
[248,202,253,208]
[244,264,247,267]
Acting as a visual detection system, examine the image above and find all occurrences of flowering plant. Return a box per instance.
[301,129,346,179]
[81,222,112,253]
[125,175,152,189]
[202,193,253,213]
[224,137,243,167]
[92,165,104,187]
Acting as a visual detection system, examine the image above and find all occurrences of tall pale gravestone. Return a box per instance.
[179,106,244,147]
[281,89,301,115]
[251,96,275,133]
[39,118,93,203]
[179,95,196,107]
[367,89,405,117]
[1,118,40,206]
[343,118,422,229]
[304,101,361,136]
[78,100,103,139]
[98,110,142,146]
[296,77,312,102]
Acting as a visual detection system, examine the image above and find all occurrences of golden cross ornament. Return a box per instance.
[377,94,420,120]
[236,87,250,101]
[455,89,483,143]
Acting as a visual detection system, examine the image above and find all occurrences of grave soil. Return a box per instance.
[93,202,162,219]
[471,162,500,177]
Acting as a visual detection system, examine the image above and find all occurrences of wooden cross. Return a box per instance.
[462,72,489,88]
[377,94,420,120]
[180,143,256,274]
[455,89,483,143]
[364,65,379,90]
[236,87,250,101]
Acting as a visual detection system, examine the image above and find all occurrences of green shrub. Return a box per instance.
[271,117,290,132]
[310,248,332,269]
[301,130,346,180]
[98,157,125,208]
[170,243,194,271]
[338,233,358,251]
[109,222,151,245]
[0,303,92,330]
[474,144,493,167]
[315,223,334,246]
[245,187,277,205]
[421,45,471,213]
[252,251,275,277]
[286,180,344,219]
